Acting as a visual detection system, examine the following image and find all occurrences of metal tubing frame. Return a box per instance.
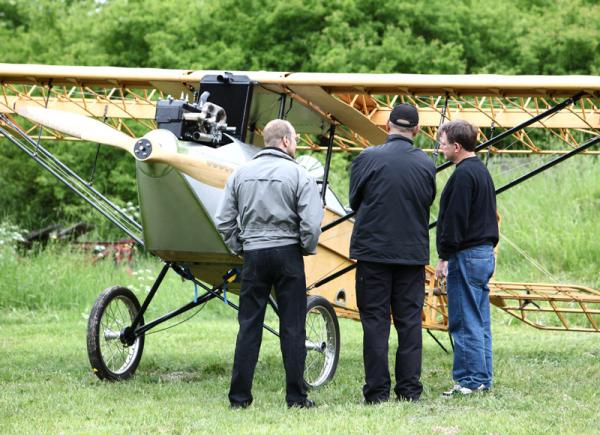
[321,211,354,232]
[426,329,450,354]
[321,123,336,204]
[130,263,171,330]
[0,123,144,245]
[278,93,287,119]
[1,115,142,233]
[267,294,280,317]
[308,263,356,290]
[431,92,449,164]
[495,134,600,195]
[130,263,280,338]
[435,91,585,172]
[428,133,600,229]
[135,289,219,335]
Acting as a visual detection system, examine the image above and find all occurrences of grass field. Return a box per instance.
[2,304,600,434]
[1,248,600,434]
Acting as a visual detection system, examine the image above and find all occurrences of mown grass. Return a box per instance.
[1,247,600,433]
[2,301,600,434]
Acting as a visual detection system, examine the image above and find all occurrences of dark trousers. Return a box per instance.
[229,244,308,406]
[356,261,425,402]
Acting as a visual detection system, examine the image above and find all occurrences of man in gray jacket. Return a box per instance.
[216,119,323,409]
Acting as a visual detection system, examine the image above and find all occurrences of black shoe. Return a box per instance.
[229,400,252,409]
[287,399,316,409]
[364,397,389,405]
[397,395,420,403]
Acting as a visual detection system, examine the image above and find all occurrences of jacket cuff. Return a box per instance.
[438,248,452,260]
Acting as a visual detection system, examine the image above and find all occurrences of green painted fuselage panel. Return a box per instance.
[135,161,241,287]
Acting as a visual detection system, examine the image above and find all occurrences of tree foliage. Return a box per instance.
[0,0,598,229]
[2,0,598,73]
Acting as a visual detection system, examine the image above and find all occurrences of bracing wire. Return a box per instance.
[144,303,207,336]
[499,233,558,283]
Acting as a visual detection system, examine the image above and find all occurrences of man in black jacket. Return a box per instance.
[435,119,498,396]
[349,103,436,403]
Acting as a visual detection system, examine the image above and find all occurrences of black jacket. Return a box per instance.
[349,135,436,264]
[436,156,499,260]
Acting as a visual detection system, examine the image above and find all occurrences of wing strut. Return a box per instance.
[0,114,144,245]
[321,123,336,204]
[435,91,585,171]
[431,92,449,164]
[494,134,600,195]
[428,133,600,229]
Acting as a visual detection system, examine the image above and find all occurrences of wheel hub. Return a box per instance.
[120,326,136,346]
[305,339,326,353]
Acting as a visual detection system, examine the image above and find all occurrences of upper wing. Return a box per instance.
[1,63,599,154]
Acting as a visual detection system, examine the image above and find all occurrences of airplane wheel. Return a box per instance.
[304,295,340,388]
[87,286,145,381]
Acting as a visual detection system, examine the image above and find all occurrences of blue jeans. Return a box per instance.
[447,244,495,390]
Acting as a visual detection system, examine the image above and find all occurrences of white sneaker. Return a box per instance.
[442,384,487,397]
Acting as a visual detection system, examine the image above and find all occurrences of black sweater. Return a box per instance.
[349,135,436,264]
[436,156,499,260]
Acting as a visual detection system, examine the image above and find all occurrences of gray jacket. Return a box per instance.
[215,147,323,255]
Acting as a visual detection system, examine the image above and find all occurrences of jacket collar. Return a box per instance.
[253,147,296,163]
[385,134,414,146]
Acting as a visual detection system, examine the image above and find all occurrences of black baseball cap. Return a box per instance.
[389,103,419,128]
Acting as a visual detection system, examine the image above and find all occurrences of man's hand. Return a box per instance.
[435,260,448,279]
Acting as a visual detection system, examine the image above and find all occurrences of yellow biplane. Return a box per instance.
[1,63,599,387]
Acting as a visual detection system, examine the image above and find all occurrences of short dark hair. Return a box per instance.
[439,120,478,152]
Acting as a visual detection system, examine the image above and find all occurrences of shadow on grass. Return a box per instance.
[138,362,230,384]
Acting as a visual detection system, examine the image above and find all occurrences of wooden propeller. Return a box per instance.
[14,104,234,188]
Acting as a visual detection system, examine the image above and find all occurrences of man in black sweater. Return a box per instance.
[435,120,499,396]
[349,103,436,403]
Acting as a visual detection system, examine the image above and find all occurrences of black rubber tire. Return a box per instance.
[87,286,144,381]
[304,295,340,389]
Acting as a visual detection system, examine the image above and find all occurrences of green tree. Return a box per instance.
[1,0,599,230]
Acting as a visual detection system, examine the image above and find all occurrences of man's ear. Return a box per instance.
[386,122,391,133]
